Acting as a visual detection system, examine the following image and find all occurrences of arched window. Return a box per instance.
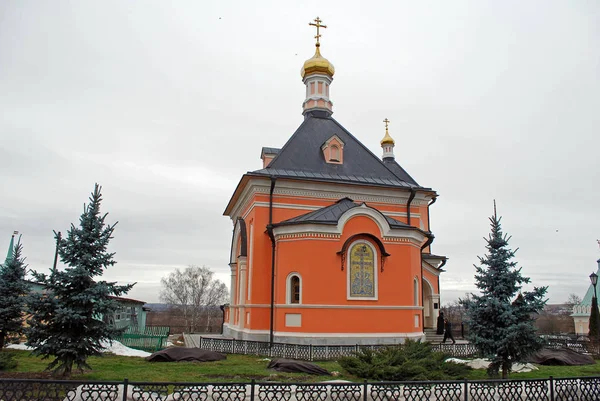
[286,273,302,304]
[330,145,340,161]
[347,240,378,300]
[414,278,419,306]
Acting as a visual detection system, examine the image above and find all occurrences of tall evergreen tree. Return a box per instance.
[460,202,547,378]
[26,184,134,377]
[0,237,30,350]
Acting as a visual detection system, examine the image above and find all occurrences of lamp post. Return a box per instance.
[588,273,600,341]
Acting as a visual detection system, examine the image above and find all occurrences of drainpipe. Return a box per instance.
[426,196,439,314]
[427,196,437,232]
[420,233,434,330]
[266,177,277,347]
[406,189,416,226]
[437,258,447,308]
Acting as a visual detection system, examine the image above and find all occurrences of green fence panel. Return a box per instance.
[116,326,170,352]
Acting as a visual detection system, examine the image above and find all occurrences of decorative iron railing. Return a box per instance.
[544,337,600,355]
[185,335,600,361]
[1,377,600,401]
[184,335,480,360]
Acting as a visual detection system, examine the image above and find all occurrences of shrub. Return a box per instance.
[0,352,17,371]
[339,340,471,381]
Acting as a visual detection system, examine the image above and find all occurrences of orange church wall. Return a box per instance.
[227,185,441,341]
[274,308,420,333]
[244,306,270,331]
[245,191,421,226]
[238,195,428,293]
[272,239,422,308]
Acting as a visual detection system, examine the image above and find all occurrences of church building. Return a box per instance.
[571,259,600,335]
[223,18,447,345]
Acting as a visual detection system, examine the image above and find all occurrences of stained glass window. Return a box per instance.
[349,242,375,298]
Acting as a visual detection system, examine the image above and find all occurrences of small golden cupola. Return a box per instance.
[301,17,334,117]
[381,118,395,160]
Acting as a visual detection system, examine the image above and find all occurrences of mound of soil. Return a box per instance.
[267,359,330,376]
[526,348,595,366]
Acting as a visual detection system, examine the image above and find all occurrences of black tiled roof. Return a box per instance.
[423,253,447,260]
[274,198,411,229]
[261,147,280,155]
[251,112,427,190]
[249,168,417,188]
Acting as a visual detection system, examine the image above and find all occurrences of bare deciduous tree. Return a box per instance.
[159,265,228,333]
[565,293,582,310]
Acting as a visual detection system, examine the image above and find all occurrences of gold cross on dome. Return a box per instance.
[309,17,327,45]
[383,118,390,130]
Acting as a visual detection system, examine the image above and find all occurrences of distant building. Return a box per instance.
[105,296,148,333]
[26,281,147,333]
[3,233,146,333]
[571,259,600,335]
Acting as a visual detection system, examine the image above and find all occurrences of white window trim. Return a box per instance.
[347,240,379,301]
[286,272,302,305]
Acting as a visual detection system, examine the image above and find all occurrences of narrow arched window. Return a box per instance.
[414,278,419,306]
[287,273,302,304]
[291,276,300,304]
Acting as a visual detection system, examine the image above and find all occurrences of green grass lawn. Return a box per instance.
[2,350,600,382]
[1,350,348,382]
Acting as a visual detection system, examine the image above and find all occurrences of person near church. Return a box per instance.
[442,318,456,344]
[436,312,445,335]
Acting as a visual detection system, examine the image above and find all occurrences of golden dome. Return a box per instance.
[380,129,395,146]
[301,45,335,78]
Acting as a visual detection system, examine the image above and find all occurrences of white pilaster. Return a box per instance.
[237,256,247,329]
[229,262,237,325]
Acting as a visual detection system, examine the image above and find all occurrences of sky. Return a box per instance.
[1,1,598,306]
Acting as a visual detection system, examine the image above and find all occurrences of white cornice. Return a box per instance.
[272,204,427,243]
[228,177,435,220]
[423,262,442,277]
[242,201,421,222]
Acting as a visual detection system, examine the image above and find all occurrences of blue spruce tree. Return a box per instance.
[460,202,547,378]
[0,236,30,350]
[26,184,134,377]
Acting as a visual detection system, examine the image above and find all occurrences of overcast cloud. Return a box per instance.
[1,1,598,305]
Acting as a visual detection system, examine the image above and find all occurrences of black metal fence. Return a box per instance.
[544,336,600,355]
[186,335,600,361]
[1,377,600,401]
[184,335,479,360]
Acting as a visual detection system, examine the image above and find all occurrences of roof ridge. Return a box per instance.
[384,159,420,186]
[328,117,419,188]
